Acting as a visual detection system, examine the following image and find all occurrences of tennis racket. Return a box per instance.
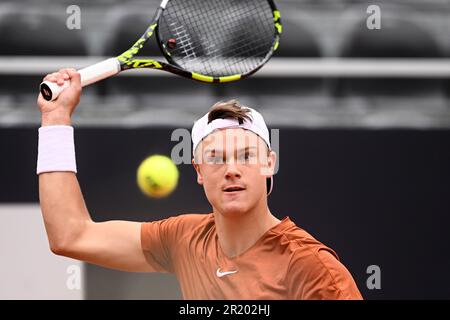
[40,0,282,101]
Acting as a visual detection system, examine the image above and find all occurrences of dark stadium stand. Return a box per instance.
[334,16,446,97]
[0,13,86,56]
[276,18,321,58]
[0,6,87,97]
[0,0,448,126]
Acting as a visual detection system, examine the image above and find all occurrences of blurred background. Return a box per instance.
[0,0,449,299]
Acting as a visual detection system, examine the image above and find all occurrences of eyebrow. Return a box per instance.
[204,146,258,155]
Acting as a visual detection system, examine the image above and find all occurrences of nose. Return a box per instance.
[224,162,241,179]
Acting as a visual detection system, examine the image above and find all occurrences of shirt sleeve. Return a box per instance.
[140,215,190,273]
[288,246,363,300]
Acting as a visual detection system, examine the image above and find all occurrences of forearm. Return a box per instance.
[38,106,91,252]
[39,172,92,252]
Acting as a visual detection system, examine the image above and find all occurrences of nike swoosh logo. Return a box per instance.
[216,268,238,278]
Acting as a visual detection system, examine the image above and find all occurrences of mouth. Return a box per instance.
[223,185,246,193]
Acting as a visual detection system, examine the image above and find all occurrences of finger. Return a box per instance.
[43,72,59,82]
[58,68,74,79]
[58,68,70,75]
[62,73,70,80]
[66,69,81,87]
[53,70,68,86]
[42,68,75,86]
[58,68,75,83]
[50,72,63,83]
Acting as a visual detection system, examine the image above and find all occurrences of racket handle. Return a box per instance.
[40,58,121,101]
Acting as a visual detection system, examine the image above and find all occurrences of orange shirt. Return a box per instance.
[141,214,363,300]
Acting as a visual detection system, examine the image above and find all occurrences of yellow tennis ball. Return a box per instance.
[137,154,179,198]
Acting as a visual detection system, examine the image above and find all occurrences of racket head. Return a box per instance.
[155,0,281,83]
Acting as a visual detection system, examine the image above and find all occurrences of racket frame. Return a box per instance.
[118,0,282,83]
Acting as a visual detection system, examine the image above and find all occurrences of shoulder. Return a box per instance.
[140,213,214,273]
[271,218,339,260]
[141,213,214,240]
[275,218,362,299]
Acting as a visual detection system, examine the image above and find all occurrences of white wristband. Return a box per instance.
[37,125,77,175]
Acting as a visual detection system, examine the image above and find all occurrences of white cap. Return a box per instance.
[191,106,273,196]
[191,107,271,154]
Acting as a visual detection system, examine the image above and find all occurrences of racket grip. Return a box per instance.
[40,58,121,101]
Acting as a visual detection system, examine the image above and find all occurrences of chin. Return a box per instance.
[217,202,249,217]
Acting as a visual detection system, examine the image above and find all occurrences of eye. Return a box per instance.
[206,155,224,164]
[238,152,255,163]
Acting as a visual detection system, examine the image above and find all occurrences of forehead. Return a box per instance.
[200,128,264,151]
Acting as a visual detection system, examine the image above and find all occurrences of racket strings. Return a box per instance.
[189,0,273,75]
[158,0,276,77]
[166,17,198,60]
[176,2,272,74]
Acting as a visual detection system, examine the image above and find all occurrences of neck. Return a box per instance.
[213,199,281,258]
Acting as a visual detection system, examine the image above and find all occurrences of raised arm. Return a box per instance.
[37,69,153,272]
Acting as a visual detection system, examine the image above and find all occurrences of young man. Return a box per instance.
[37,69,362,299]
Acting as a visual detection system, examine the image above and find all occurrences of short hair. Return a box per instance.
[207,100,252,125]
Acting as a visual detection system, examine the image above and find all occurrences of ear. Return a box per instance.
[192,158,204,185]
[260,150,277,177]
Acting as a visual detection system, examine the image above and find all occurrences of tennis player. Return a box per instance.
[37,69,363,299]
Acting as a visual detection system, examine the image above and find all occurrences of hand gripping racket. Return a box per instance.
[40,0,282,101]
